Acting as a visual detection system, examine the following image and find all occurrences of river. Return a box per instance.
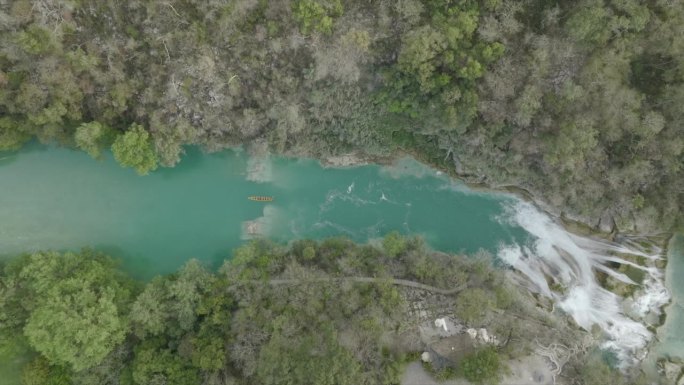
[0,144,528,278]
[0,143,679,378]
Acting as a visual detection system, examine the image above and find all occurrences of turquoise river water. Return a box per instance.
[0,144,527,278]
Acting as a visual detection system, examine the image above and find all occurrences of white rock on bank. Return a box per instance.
[478,328,490,343]
[466,328,478,340]
[435,318,448,332]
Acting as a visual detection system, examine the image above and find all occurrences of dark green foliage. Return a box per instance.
[378,1,504,134]
[292,0,343,35]
[21,357,71,385]
[131,339,200,385]
[630,54,674,97]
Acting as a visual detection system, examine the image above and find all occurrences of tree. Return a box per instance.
[460,346,502,384]
[24,288,128,371]
[169,260,214,331]
[292,0,343,35]
[130,260,214,338]
[455,288,493,325]
[111,123,158,175]
[75,121,113,159]
[130,278,168,338]
[382,231,407,258]
[256,329,362,385]
[21,356,71,385]
[131,339,199,385]
[8,251,131,371]
[0,117,31,151]
[566,4,612,46]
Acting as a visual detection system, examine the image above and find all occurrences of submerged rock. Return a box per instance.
[658,358,683,383]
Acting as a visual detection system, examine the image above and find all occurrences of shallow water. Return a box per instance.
[654,235,684,358]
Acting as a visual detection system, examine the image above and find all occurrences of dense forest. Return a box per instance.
[0,0,682,232]
[0,235,635,385]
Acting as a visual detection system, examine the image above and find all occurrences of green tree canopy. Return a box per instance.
[460,346,502,384]
[6,250,131,371]
[455,288,493,325]
[74,121,113,159]
[256,328,362,385]
[131,339,199,385]
[111,123,158,175]
[21,356,71,385]
[383,231,407,258]
[130,260,215,339]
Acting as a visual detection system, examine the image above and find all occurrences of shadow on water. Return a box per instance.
[154,146,209,180]
[0,141,53,167]
[92,243,163,281]
[211,248,234,270]
[0,152,18,167]
[94,243,236,280]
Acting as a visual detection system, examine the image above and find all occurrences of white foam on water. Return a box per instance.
[319,189,377,212]
[347,181,355,194]
[245,155,272,183]
[240,205,279,240]
[632,269,670,318]
[497,202,669,366]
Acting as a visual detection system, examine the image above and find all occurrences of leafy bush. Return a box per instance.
[111,124,159,175]
[292,0,343,35]
[460,347,502,384]
[455,288,494,325]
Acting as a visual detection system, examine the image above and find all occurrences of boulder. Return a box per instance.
[660,360,682,383]
[597,211,616,233]
[478,328,490,343]
[435,318,448,332]
[466,328,477,340]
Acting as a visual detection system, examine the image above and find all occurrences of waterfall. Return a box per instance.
[497,202,670,366]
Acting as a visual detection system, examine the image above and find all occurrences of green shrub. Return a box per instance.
[460,347,502,384]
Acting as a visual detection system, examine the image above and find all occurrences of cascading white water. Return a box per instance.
[498,202,670,366]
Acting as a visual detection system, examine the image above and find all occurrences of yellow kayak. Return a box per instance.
[248,196,273,202]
